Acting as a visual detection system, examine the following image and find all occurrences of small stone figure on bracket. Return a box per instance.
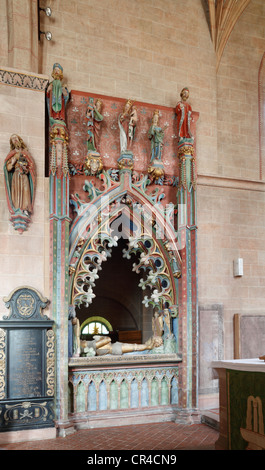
[46,63,70,176]
[86,98,103,154]
[118,99,137,154]
[175,87,194,145]
[128,104,138,148]
[84,98,104,176]
[175,88,195,189]
[46,63,69,128]
[3,134,36,233]
[68,305,81,357]
[117,99,137,171]
[148,110,168,181]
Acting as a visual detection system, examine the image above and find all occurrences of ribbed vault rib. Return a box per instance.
[204,0,251,69]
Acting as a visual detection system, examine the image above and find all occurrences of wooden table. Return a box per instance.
[212,358,265,450]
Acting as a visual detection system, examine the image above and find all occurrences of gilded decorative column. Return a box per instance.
[176,88,199,416]
[47,63,70,427]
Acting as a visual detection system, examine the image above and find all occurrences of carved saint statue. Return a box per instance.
[4,134,36,218]
[68,304,81,357]
[86,98,103,153]
[118,99,137,153]
[128,105,138,145]
[46,63,70,127]
[148,110,167,162]
[175,87,194,144]
[147,110,167,181]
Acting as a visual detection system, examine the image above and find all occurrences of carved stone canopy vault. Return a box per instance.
[69,169,181,316]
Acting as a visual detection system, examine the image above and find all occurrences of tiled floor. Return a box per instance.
[0,421,219,451]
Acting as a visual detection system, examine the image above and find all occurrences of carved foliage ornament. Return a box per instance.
[46,330,55,397]
[70,201,178,314]
[0,329,6,400]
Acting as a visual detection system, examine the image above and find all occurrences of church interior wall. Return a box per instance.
[197,182,265,360]
[0,74,50,319]
[215,0,265,180]
[197,0,265,363]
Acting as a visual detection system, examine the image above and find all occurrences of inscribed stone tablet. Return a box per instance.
[8,329,43,399]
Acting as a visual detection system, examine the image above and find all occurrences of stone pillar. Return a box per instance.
[49,125,70,428]
[6,0,39,73]
[47,65,71,431]
[0,66,49,318]
[175,88,199,418]
[177,143,198,412]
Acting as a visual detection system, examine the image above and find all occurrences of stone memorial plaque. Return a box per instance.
[8,329,43,399]
[0,287,55,431]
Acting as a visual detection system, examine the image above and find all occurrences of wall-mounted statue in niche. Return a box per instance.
[68,305,81,358]
[46,63,70,128]
[84,98,104,176]
[86,98,103,153]
[147,110,168,181]
[3,134,36,233]
[118,99,138,154]
[46,63,70,176]
[175,87,194,145]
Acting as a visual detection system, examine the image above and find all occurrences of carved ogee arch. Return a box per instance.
[69,171,181,314]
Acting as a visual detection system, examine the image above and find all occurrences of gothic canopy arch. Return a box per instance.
[68,169,182,316]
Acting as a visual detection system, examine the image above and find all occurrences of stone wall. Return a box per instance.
[197,0,265,360]
[0,0,39,73]
[216,0,265,181]
[38,0,218,173]
[0,68,49,318]
[197,178,265,359]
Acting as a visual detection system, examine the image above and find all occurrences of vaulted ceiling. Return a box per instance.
[203,0,251,69]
